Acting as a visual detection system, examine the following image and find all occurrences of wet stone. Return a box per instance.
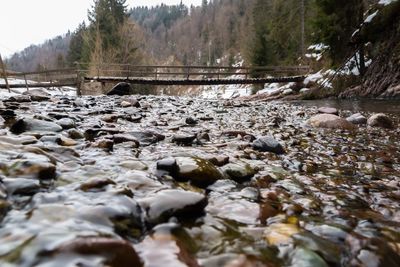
[174,157,223,188]
[172,133,196,146]
[346,113,367,125]
[221,162,257,182]
[252,136,285,155]
[157,157,179,173]
[6,159,56,180]
[139,189,208,225]
[113,134,140,147]
[80,177,116,192]
[3,178,41,195]
[57,118,76,129]
[10,118,63,134]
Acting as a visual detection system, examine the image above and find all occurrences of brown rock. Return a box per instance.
[367,113,394,129]
[308,114,356,130]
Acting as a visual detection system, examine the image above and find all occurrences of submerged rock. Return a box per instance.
[10,118,63,134]
[139,189,207,225]
[172,134,196,146]
[174,157,223,187]
[252,136,285,154]
[367,113,394,129]
[221,162,256,182]
[308,114,356,130]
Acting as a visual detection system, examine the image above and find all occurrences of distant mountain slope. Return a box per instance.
[6,34,71,72]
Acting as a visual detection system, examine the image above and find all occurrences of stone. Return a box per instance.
[3,178,41,195]
[157,158,179,173]
[185,117,197,125]
[264,223,300,245]
[317,107,339,115]
[10,118,63,134]
[300,88,311,94]
[107,82,133,96]
[129,131,165,146]
[7,95,31,103]
[346,113,367,125]
[283,89,294,95]
[57,136,78,146]
[67,129,84,139]
[221,162,257,183]
[57,118,76,129]
[174,157,223,188]
[52,238,143,267]
[101,114,119,123]
[172,134,196,146]
[23,89,51,101]
[80,178,116,192]
[367,113,394,129]
[252,136,285,154]
[308,114,356,130]
[121,101,132,108]
[6,159,57,180]
[113,134,140,147]
[121,96,140,108]
[289,248,329,267]
[139,189,207,225]
[96,139,114,151]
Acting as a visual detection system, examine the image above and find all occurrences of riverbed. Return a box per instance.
[0,94,399,267]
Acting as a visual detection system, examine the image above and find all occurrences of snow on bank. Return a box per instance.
[0,78,77,99]
[378,0,398,6]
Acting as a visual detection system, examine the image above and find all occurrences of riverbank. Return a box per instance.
[0,94,399,266]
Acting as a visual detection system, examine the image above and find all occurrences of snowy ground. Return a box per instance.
[0,78,77,99]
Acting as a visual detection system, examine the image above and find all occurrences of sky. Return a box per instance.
[0,0,202,58]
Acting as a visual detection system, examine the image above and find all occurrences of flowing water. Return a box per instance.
[0,94,399,267]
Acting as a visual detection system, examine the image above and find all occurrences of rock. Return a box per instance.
[300,88,311,94]
[185,117,198,125]
[222,162,256,182]
[10,118,63,134]
[107,82,133,96]
[139,189,207,225]
[67,129,84,139]
[367,113,394,129]
[197,132,211,141]
[207,155,230,167]
[57,136,78,146]
[174,157,223,188]
[264,223,300,245]
[80,178,116,192]
[157,158,179,173]
[23,89,51,101]
[308,114,356,130]
[129,131,165,146]
[113,134,140,147]
[222,131,256,141]
[52,237,142,267]
[346,113,367,125]
[289,248,329,267]
[283,89,294,95]
[252,136,285,155]
[317,107,339,115]
[121,101,132,108]
[121,96,140,107]
[57,118,76,129]
[0,200,10,221]
[96,139,114,151]
[172,134,196,146]
[3,178,41,195]
[6,160,56,180]
[0,135,37,145]
[101,114,119,123]
[7,95,31,103]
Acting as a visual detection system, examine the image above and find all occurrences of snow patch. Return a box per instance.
[378,0,397,6]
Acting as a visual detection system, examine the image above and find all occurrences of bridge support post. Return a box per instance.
[0,53,10,93]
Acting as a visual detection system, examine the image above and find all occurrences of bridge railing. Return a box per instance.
[77,63,311,80]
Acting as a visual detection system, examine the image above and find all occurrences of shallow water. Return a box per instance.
[0,95,399,267]
[294,99,400,114]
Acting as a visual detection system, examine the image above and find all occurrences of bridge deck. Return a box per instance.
[85,76,305,85]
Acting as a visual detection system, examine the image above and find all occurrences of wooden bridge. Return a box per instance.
[0,63,310,94]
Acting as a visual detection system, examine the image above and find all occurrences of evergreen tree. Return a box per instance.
[314,0,364,65]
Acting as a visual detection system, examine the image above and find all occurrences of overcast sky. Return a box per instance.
[0,0,202,58]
